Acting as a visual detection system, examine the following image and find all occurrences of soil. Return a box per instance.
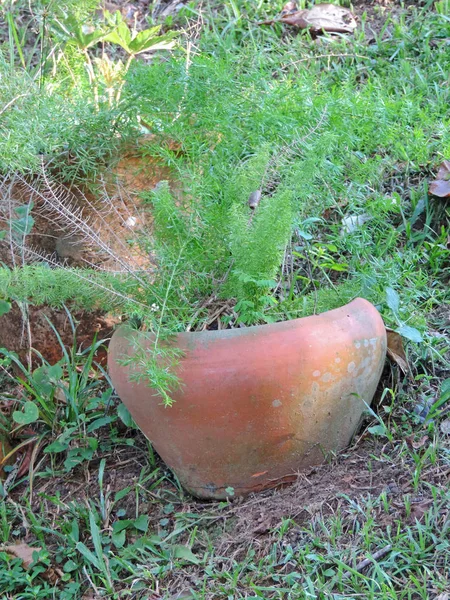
[0,143,181,365]
[7,413,449,595]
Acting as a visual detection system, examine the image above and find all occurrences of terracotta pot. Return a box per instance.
[108,298,386,499]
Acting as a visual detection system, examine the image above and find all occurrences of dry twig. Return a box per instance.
[342,544,393,579]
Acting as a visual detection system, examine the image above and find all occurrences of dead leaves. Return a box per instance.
[405,434,428,450]
[409,499,433,522]
[429,160,450,198]
[0,543,63,585]
[386,328,409,374]
[261,2,357,35]
[1,543,42,569]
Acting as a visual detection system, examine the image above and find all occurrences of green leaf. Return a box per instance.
[47,363,64,381]
[128,25,161,53]
[63,439,97,471]
[439,379,450,403]
[52,15,108,49]
[325,262,348,272]
[32,363,63,394]
[117,403,135,428]
[104,15,133,53]
[82,29,108,49]
[75,541,101,571]
[0,300,11,317]
[133,514,149,533]
[129,28,177,54]
[163,503,174,514]
[86,415,114,433]
[386,287,400,315]
[31,368,52,395]
[297,229,313,240]
[112,519,133,534]
[112,529,126,548]
[89,510,106,570]
[172,545,200,564]
[14,202,34,217]
[45,439,70,454]
[11,211,35,238]
[396,325,423,343]
[63,560,78,573]
[70,519,79,542]
[44,426,77,454]
[103,11,176,55]
[368,424,387,437]
[114,486,132,502]
[13,401,39,425]
[130,26,177,54]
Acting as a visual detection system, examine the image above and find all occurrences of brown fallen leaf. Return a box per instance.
[1,543,42,569]
[322,199,348,221]
[409,499,433,522]
[261,3,357,35]
[16,440,35,478]
[430,38,450,47]
[386,328,409,373]
[1,543,63,585]
[299,3,357,33]
[412,435,428,449]
[405,434,428,450]
[278,9,309,28]
[281,1,298,15]
[429,160,450,198]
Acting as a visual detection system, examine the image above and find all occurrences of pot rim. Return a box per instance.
[114,297,381,340]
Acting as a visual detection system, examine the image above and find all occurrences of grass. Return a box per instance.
[2,1,449,330]
[1,395,449,598]
[0,0,449,598]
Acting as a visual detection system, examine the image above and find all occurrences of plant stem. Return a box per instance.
[83,48,99,111]
[115,53,134,105]
[153,243,186,352]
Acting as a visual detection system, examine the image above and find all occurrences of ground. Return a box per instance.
[0,0,449,599]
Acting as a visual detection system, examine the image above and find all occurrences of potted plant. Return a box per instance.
[108,296,386,499]
[2,152,388,499]
[103,152,388,499]
[0,147,389,498]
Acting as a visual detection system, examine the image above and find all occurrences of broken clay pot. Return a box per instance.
[108,298,386,499]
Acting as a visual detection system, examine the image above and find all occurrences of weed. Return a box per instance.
[0,312,135,486]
